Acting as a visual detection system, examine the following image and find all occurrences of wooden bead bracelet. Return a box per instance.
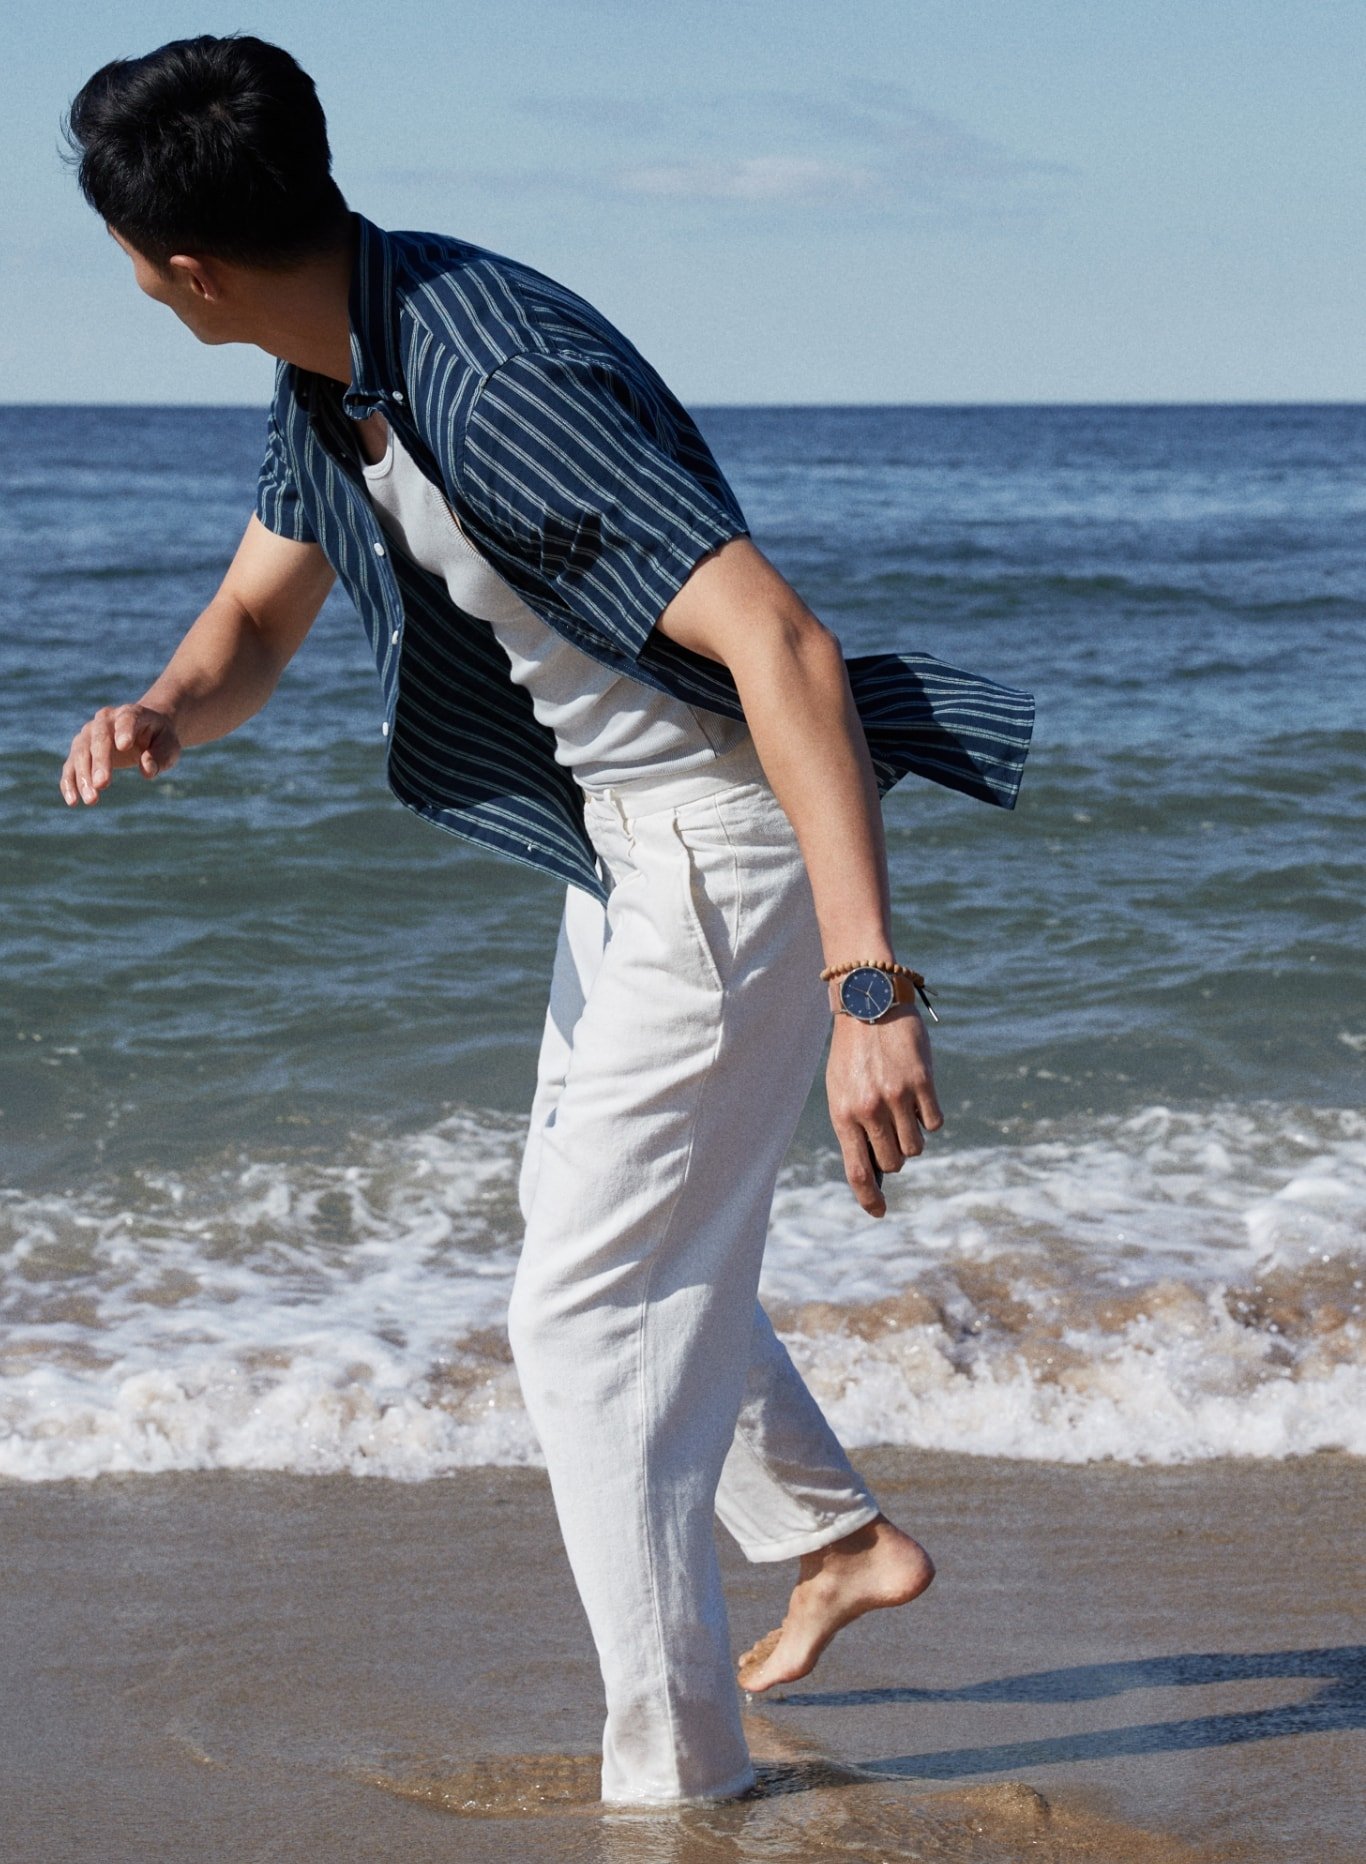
[819,958,923,982]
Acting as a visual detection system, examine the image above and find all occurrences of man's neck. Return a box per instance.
[250,224,358,387]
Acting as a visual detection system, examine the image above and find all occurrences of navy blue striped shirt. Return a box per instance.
[256,212,1035,901]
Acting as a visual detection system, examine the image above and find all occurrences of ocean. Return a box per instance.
[2,402,1363,1480]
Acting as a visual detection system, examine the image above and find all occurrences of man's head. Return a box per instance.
[63,34,351,343]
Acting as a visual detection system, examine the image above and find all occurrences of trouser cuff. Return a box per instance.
[738,1500,883,1564]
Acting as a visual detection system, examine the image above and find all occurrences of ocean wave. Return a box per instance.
[1,1101,1362,1480]
[848,564,1366,622]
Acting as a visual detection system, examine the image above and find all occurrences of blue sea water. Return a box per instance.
[1,403,1363,1476]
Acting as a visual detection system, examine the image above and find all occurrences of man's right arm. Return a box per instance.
[60,515,335,806]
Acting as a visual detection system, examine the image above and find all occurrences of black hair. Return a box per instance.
[61,33,351,269]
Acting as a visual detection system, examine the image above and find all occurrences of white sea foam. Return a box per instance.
[1,1101,1362,1480]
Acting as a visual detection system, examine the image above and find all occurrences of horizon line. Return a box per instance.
[4,397,1366,413]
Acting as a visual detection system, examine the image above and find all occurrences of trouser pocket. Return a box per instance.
[667,802,739,996]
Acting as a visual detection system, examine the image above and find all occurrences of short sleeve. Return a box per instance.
[254,405,318,545]
[458,349,749,658]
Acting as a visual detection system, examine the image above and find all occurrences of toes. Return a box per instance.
[737,1628,782,1686]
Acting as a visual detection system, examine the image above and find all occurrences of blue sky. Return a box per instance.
[4,0,1364,404]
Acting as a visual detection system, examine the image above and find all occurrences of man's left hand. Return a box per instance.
[827,1007,943,1218]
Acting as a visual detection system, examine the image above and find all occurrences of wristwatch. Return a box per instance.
[828,966,923,1023]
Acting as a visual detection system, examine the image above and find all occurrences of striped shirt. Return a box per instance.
[255,211,1035,902]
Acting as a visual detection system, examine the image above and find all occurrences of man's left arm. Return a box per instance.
[656,536,943,1218]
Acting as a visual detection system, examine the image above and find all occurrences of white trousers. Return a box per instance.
[509,736,882,1806]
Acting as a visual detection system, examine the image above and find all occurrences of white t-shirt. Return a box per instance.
[360,423,749,788]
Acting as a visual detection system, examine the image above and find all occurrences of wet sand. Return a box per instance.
[2,1449,1361,1863]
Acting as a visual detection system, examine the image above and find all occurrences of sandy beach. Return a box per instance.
[3,1447,1361,1863]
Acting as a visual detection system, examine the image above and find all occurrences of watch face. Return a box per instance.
[839,967,896,1022]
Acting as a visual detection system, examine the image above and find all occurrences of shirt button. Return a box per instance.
[390,390,405,404]
[391,628,400,644]
[381,721,390,737]
[373,541,386,557]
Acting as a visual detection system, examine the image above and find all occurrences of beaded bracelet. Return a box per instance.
[819,958,922,982]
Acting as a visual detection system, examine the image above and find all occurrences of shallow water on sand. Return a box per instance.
[5,1452,1361,1863]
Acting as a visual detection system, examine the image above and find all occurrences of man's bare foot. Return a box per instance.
[736,1514,934,1695]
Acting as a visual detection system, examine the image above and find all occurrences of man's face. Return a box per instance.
[107,225,236,345]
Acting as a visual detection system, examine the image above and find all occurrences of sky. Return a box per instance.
[4,0,1364,405]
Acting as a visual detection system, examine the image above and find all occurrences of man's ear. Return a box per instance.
[165,253,224,301]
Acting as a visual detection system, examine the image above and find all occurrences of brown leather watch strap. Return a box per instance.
[828,970,921,1018]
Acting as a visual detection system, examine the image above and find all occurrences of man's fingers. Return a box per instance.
[61,705,179,803]
[862,1107,905,1175]
[112,706,143,753]
[892,1077,944,1154]
[65,729,97,804]
[111,703,163,763]
[59,745,81,805]
[132,711,162,777]
[88,711,116,789]
[918,1084,945,1133]
[836,1120,888,1218]
[95,703,162,767]
[115,703,172,757]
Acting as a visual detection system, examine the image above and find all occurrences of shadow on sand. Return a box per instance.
[773,1644,1366,1781]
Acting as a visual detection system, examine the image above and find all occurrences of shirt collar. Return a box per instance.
[341,212,406,417]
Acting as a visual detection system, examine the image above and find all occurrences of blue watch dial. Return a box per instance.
[839,966,896,1022]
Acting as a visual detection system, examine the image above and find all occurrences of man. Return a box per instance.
[60,35,1033,1806]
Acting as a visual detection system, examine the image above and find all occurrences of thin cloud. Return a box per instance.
[642,83,1072,210]
[615,156,879,204]
[363,82,1071,224]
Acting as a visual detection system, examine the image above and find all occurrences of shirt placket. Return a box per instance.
[312,382,409,744]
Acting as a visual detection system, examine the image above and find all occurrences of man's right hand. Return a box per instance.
[57,517,336,809]
[60,704,182,805]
